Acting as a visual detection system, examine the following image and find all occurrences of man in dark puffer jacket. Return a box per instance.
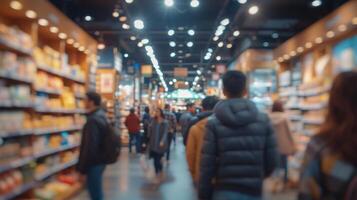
[199,71,279,200]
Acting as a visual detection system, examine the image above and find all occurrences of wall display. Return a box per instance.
[332,35,357,73]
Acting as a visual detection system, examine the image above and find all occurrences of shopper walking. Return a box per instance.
[142,106,151,151]
[299,71,357,200]
[180,103,195,145]
[148,108,169,182]
[186,96,220,184]
[125,108,141,154]
[164,104,177,162]
[199,71,279,200]
[269,100,296,190]
[77,91,108,200]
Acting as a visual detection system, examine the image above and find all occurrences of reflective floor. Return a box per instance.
[73,137,296,200]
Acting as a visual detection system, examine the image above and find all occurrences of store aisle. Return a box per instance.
[73,138,197,200]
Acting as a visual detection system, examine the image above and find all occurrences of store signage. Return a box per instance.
[141,65,153,77]
[174,67,188,77]
[100,73,114,93]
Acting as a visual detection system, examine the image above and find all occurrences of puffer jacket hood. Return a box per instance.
[214,98,259,127]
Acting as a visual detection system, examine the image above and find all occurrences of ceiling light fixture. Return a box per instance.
[122,23,130,29]
[25,10,37,19]
[49,26,59,33]
[79,46,85,52]
[216,56,222,61]
[97,43,105,50]
[233,30,240,37]
[338,24,347,32]
[190,0,199,7]
[58,32,67,39]
[112,10,119,18]
[84,15,92,21]
[187,41,194,47]
[38,18,49,26]
[125,0,134,4]
[290,51,297,57]
[67,38,74,45]
[305,42,313,49]
[326,31,335,38]
[220,18,230,26]
[218,42,224,47]
[226,43,233,48]
[169,41,176,47]
[283,54,290,60]
[315,37,323,44]
[278,57,284,62]
[248,5,259,15]
[119,16,127,22]
[10,1,22,10]
[141,38,149,44]
[263,42,269,47]
[169,81,173,85]
[138,42,144,47]
[311,0,322,7]
[208,48,213,52]
[74,42,80,48]
[297,47,304,53]
[124,53,129,58]
[188,29,195,36]
[272,32,279,39]
[134,19,144,30]
[130,36,136,41]
[170,52,176,57]
[237,0,247,4]
[164,0,174,7]
[173,79,177,82]
[168,29,175,36]
[213,36,219,41]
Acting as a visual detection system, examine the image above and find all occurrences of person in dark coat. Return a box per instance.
[199,71,279,200]
[77,91,108,200]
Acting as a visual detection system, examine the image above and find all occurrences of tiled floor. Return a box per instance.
[73,138,296,200]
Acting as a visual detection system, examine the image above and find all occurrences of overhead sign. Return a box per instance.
[174,67,188,77]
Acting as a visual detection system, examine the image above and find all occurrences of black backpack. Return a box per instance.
[101,118,121,164]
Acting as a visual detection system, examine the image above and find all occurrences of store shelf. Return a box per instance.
[0,37,33,56]
[37,64,85,84]
[0,157,33,174]
[34,107,86,114]
[289,115,303,121]
[35,88,62,95]
[56,183,82,200]
[0,72,33,84]
[75,93,86,99]
[0,181,38,200]
[0,129,33,138]
[34,125,82,135]
[35,159,78,181]
[302,118,324,125]
[0,101,33,109]
[34,144,79,159]
[298,86,330,97]
[299,102,327,110]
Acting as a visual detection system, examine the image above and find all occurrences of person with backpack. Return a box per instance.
[148,108,169,183]
[198,71,279,200]
[77,91,112,200]
[298,71,357,200]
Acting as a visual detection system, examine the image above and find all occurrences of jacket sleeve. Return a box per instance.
[198,120,217,200]
[77,119,101,174]
[160,121,169,144]
[186,125,197,178]
[263,118,279,177]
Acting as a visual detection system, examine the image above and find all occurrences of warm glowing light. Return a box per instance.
[10,1,22,10]
[38,18,49,26]
[49,26,59,33]
[58,32,67,39]
[25,10,37,19]
[66,38,74,44]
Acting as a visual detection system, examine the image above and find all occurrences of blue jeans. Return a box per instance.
[213,191,261,200]
[87,165,106,200]
[150,151,164,174]
[129,133,141,153]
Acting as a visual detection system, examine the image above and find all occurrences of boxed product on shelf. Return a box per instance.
[0,52,36,79]
[0,111,32,134]
[35,72,64,91]
[60,88,76,109]
[33,133,80,155]
[72,83,85,96]
[34,46,61,70]
[0,170,24,196]
[0,23,33,50]
[0,138,32,164]
[32,115,76,129]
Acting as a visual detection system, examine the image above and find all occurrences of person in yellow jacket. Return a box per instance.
[186,96,219,184]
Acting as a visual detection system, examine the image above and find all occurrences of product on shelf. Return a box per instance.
[0,138,32,165]
[0,23,33,50]
[72,83,85,97]
[0,51,36,80]
[33,133,80,155]
[0,170,24,196]
[0,111,32,135]
[61,88,76,109]
[35,72,64,92]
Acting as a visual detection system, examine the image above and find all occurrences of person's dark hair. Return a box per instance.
[202,96,220,111]
[319,71,357,165]
[145,107,150,113]
[222,71,247,98]
[130,108,135,114]
[164,104,170,110]
[272,100,284,112]
[86,91,101,106]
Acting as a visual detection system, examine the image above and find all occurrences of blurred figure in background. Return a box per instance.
[180,103,195,145]
[142,106,151,151]
[269,100,296,191]
[186,96,220,185]
[125,108,141,154]
[148,108,169,182]
[164,104,177,162]
[299,71,357,200]
[199,71,279,200]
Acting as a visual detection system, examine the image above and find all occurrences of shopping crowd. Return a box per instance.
[77,70,357,200]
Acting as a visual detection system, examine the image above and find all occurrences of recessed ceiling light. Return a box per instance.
[297,46,304,53]
[204,56,210,60]
[119,16,127,22]
[38,18,49,26]
[187,41,194,47]
[272,32,279,39]
[58,32,67,39]
[25,10,37,19]
[220,18,230,26]
[263,42,269,47]
[208,48,213,52]
[138,42,143,47]
[226,43,233,48]
[79,46,85,51]
[173,79,177,82]
[141,38,149,44]
[315,37,323,44]
[190,0,199,7]
[218,42,224,47]
[169,41,176,47]
[338,24,347,32]
[188,29,195,36]
[125,0,134,4]
[165,0,174,7]
[10,1,22,10]
[213,36,219,41]
[84,15,92,21]
[326,31,335,38]
[248,5,259,15]
[216,56,222,61]
[170,52,176,57]
[67,38,74,44]
[290,51,296,57]
[84,50,90,54]
[278,57,284,62]
[283,54,290,60]
[134,19,144,30]
[169,81,173,85]
[122,23,130,29]
[237,0,247,4]
[178,50,183,54]
[233,30,240,37]
[130,36,136,41]
[97,43,105,50]
[49,26,59,33]
[112,10,119,18]
[311,0,322,7]
[124,53,129,58]
[168,29,175,36]
[305,42,313,49]
[74,42,80,48]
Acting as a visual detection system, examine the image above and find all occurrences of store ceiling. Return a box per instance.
[49,0,349,83]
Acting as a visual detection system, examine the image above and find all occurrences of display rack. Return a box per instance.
[0,0,97,199]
